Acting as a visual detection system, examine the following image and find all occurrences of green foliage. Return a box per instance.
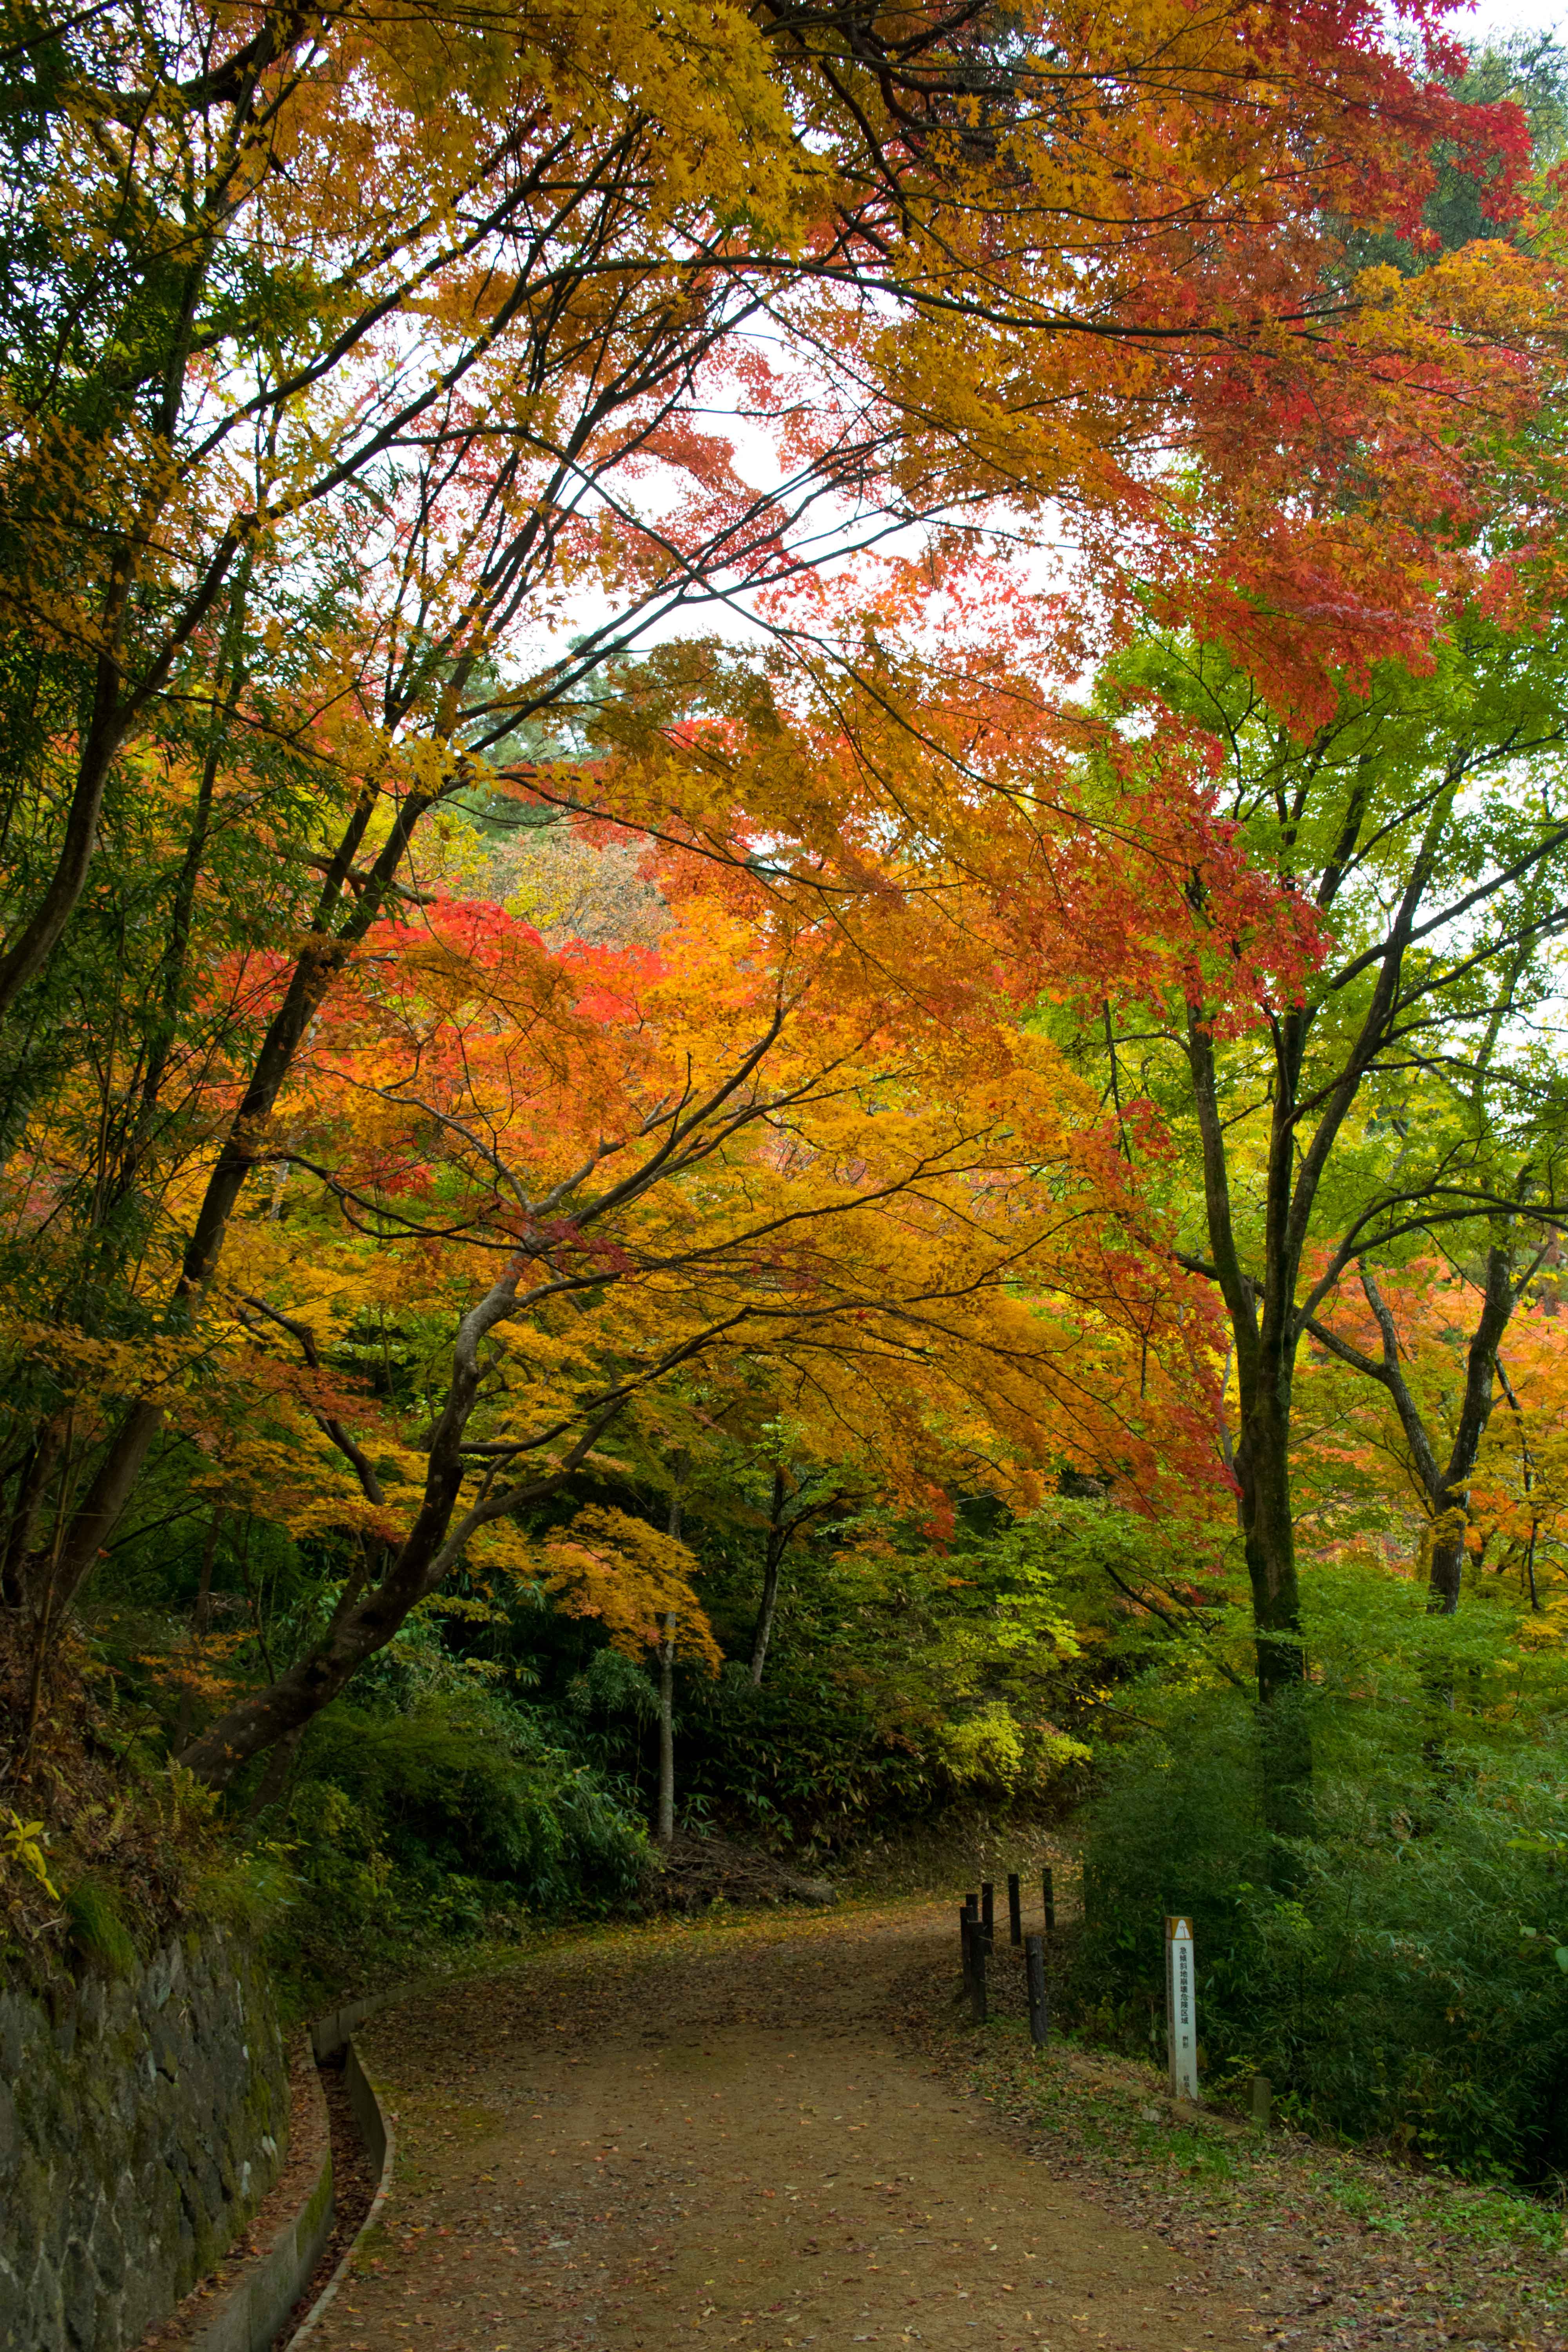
[1073,1565,1568,2183]
[196,1840,298,1943]
[64,1880,136,1977]
[621,1497,1103,1844]
[669,1657,940,1842]
[273,1685,648,1960]
[2,1806,60,1900]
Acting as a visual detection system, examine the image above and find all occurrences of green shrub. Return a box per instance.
[1072,1666,1568,2183]
[279,1686,647,1945]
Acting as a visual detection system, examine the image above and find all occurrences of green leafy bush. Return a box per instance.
[1072,1570,1568,2183]
[278,1686,647,1951]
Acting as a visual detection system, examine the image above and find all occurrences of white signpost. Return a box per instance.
[1165,1915,1200,2101]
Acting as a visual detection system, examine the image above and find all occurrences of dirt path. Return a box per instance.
[309,1902,1263,2352]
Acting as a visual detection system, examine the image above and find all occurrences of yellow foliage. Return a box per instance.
[485,1507,721,1671]
[2,1811,61,1902]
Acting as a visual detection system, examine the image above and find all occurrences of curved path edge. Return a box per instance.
[183,2032,334,2352]
[281,2033,396,2350]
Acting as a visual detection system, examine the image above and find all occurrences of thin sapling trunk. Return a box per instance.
[657,1484,682,1848]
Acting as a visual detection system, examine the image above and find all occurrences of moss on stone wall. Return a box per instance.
[0,1925,288,2351]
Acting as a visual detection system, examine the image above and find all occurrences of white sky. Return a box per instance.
[526,0,1564,692]
[1447,0,1564,37]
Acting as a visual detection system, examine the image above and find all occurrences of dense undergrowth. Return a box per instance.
[1067,1566,1568,2188]
[0,1621,289,1994]
[2,1484,1117,2008]
[13,1475,1568,2201]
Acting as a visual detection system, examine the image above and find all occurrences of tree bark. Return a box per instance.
[1188,1008,1312,1840]
[657,1486,682,1847]
[246,1722,304,1818]
[0,701,124,1025]
[749,1467,789,1687]
[1233,1357,1312,1842]
[1,1417,67,1612]
[194,1507,223,1639]
[1312,1247,1521,1616]
[1425,1242,1515,1614]
[657,1617,677,1848]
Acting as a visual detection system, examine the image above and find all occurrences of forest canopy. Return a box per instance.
[5,0,1568,2187]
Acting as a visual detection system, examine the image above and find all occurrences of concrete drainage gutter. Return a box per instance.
[184,2034,334,2352]
[167,1990,403,2352]
[283,2028,397,2349]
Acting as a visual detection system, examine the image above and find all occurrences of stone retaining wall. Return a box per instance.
[0,1926,289,2352]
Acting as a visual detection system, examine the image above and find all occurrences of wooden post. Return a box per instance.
[1164,1915,1199,2101]
[1042,1867,1055,1933]
[968,1921,987,2023]
[981,1881,995,1948]
[1007,1872,1022,1945]
[1025,1933,1048,2046]
[959,1905,973,1992]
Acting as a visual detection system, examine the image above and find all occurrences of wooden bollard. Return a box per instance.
[1007,1872,1022,1946]
[981,1881,995,1948]
[1042,1866,1056,1933]
[967,1920,988,2023]
[959,1904,973,1991]
[1025,1933,1048,2046]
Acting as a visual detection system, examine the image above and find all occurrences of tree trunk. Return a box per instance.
[0,683,128,1025]
[246,1722,304,1818]
[1235,1369,1312,1846]
[1,1416,67,1612]
[194,1507,222,1638]
[749,1468,788,1687]
[748,1563,781,1688]
[1425,1242,1516,1615]
[657,1484,682,1847]
[1189,1009,1313,1851]
[657,1616,676,1848]
[1426,1514,1468,1616]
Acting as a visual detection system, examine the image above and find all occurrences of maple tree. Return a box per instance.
[2,0,1564,1818]
[0,0,1548,1059]
[139,869,1216,1785]
[1292,1250,1568,1615]
[1054,598,1568,1829]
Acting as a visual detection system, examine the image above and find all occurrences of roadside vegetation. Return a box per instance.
[5,0,1568,2226]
